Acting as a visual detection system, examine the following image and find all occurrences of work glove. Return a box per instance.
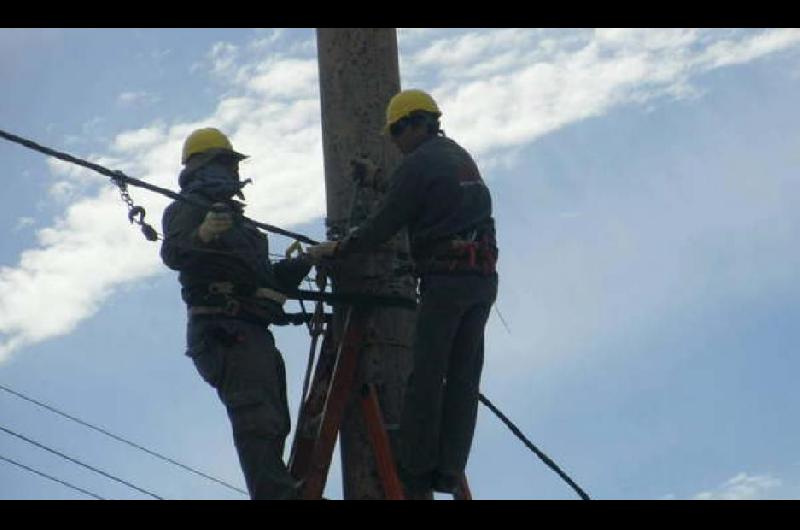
[197,203,233,243]
[305,241,339,264]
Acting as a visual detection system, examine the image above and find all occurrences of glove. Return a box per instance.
[197,203,233,243]
[305,241,339,263]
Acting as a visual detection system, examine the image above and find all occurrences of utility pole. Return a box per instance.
[316,28,418,499]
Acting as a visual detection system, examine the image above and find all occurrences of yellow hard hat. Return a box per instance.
[181,127,247,165]
[383,89,441,133]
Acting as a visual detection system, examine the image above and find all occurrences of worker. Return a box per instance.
[307,90,498,497]
[160,128,312,499]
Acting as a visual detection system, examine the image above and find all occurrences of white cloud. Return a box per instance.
[693,472,782,500]
[413,29,524,68]
[397,28,438,44]
[208,41,239,77]
[400,28,800,156]
[2,28,799,361]
[696,28,800,70]
[45,151,129,185]
[61,116,108,147]
[48,181,77,202]
[245,59,318,99]
[46,159,102,185]
[0,188,158,358]
[117,90,159,107]
[249,29,286,50]
[112,124,167,152]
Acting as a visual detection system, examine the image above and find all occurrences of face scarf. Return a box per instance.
[179,159,252,201]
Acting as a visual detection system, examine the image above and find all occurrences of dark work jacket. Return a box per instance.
[343,135,496,262]
[160,166,310,323]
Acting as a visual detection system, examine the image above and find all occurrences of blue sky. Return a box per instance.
[1,28,800,500]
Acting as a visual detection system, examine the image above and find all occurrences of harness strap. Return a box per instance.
[208,281,287,305]
[417,229,498,276]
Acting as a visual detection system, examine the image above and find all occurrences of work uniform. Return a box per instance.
[160,160,311,499]
[339,134,498,493]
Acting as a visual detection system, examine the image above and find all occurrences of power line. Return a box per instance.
[0,383,247,496]
[478,393,591,500]
[0,454,105,500]
[0,424,163,500]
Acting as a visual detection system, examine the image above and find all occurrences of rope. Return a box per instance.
[0,425,163,500]
[0,454,106,500]
[478,393,590,500]
[0,384,247,495]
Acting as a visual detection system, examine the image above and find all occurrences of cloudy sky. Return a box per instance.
[1,28,799,500]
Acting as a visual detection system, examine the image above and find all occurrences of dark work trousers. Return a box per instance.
[398,273,498,489]
[186,315,297,500]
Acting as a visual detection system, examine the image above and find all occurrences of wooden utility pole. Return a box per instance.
[316,28,418,499]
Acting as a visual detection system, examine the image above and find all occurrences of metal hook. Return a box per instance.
[128,205,146,225]
[126,206,159,241]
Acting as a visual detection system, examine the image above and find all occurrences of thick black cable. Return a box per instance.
[0,454,105,500]
[0,129,319,245]
[0,384,247,496]
[478,393,590,500]
[0,424,163,499]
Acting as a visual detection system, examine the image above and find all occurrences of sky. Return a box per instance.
[1,27,800,500]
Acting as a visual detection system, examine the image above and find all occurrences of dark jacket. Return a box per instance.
[160,162,310,322]
[342,135,495,262]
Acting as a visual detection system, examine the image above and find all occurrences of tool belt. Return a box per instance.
[416,228,498,277]
[188,281,288,325]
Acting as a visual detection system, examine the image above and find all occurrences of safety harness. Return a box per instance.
[415,223,498,277]
[188,281,290,325]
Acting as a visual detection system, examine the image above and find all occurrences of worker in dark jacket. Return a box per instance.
[308,90,498,497]
[161,128,311,500]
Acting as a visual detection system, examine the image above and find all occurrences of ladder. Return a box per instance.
[287,304,472,500]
